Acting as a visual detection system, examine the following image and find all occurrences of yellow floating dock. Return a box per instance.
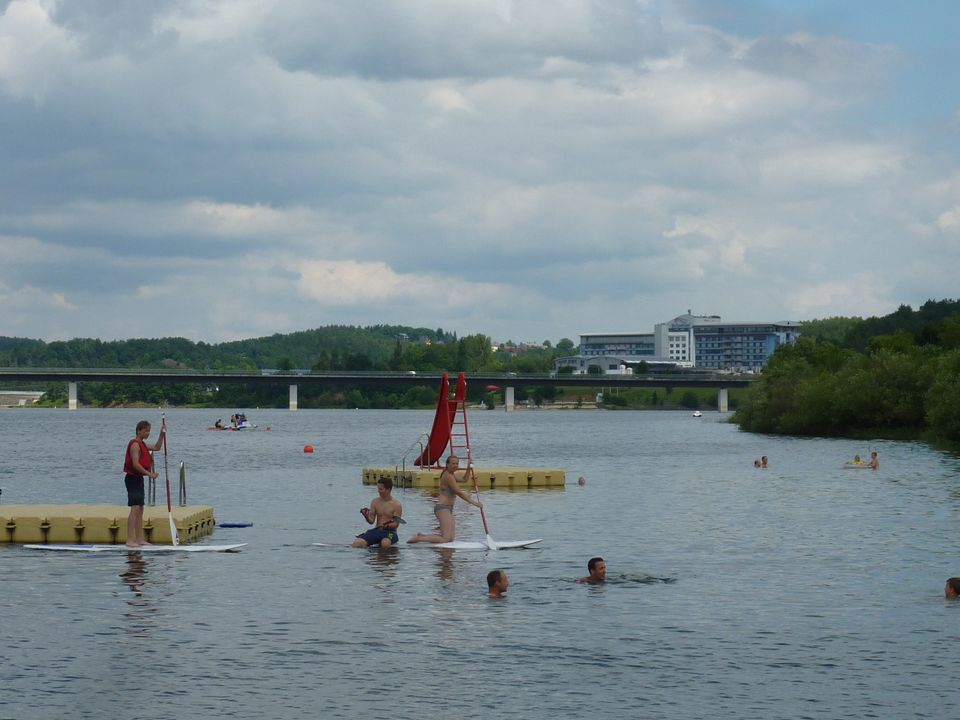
[362,467,565,490]
[0,504,216,545]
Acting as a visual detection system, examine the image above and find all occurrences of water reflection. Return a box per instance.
[434,548,456,581]
[120,551,147,597]
[365,546,401,575]
[119,551,157,641]
[612,574,677,585]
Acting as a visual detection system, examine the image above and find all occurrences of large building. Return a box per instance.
[554,311,800,375]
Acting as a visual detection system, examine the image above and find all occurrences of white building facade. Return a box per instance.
[554,311,800,375]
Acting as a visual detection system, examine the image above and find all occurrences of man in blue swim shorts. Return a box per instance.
[352,478,404,548]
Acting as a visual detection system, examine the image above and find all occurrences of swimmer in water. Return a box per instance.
[487,569,509,599]
[578,556,606,584]
[945,577,960,600]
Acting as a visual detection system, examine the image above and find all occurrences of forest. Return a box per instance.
[0,325,576,409]
[734,300,960,443]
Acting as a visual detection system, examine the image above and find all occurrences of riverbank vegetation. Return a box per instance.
[0,325,577,409]
[734,300,960,442]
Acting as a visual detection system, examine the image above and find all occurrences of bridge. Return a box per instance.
[0,368,752,411]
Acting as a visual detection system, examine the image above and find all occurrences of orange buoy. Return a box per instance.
[303,444,314,453]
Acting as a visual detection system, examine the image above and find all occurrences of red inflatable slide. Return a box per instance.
[414,372,466,466]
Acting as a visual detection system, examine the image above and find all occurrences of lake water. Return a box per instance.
[1,407,959,719]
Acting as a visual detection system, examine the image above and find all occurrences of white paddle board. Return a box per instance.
[312,539,541,551]
[23,543,247,553]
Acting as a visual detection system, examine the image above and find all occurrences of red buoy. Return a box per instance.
[303,444,314,453]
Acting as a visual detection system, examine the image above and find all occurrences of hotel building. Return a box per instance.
[554,311,800,375]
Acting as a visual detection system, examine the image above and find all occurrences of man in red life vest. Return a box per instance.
[123,420,165,547]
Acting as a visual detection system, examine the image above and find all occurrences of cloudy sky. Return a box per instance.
[1,0,958,344]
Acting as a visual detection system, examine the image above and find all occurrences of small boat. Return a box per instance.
[692,410,702,418]
[207,419,257,431]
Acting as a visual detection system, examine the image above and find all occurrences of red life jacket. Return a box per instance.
[123,438,153,476]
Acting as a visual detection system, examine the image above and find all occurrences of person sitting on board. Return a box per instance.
[870,451,880,470]
[852,454,863,465]
[579,557,607,584]
[214,419,223,429]
[945,577,960,600]
[407,454,483,544]
[352,478,404,549]
[123,419,165,548]
[487,569,509,599]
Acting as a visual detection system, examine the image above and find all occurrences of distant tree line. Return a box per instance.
[734,300,960,442]
[0,325,579,409]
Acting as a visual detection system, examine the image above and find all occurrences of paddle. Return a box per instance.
[161,414,180,546]
[468,464,496,550]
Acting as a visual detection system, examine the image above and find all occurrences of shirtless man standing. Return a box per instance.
[352,478,404,548]
[407,454,483,544]
[870,451,880,470]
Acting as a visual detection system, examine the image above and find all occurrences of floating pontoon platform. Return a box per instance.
[0,504,216,545]
[362,467,565,490]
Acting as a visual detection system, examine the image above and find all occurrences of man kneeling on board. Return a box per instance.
[487,569,509,599]
[352,478,404,549]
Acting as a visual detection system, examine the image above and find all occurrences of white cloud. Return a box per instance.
[0,0,76,102]
[295,259,504,307]
[786,274,893,318]
[936,205,960,231]
[0,281,75,310]
[0,0,956,344]
[759,141,904,190]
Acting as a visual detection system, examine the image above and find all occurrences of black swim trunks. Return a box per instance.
[124,474,145,507]
[356,527,399,546]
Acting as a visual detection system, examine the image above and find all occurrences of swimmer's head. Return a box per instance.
[587,557,606,581]
[946,577,960,600]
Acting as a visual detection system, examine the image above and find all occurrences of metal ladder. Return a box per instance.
[448,374,473,467]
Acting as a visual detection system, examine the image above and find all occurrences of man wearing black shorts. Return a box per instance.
[352,478,403,548]
[123,420,165,547]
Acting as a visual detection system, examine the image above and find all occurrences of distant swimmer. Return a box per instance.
[579,557,607,584]
[407,455,483,544]
[487,569,509,599]
[870,451,879,470]
[753,459,761,468]
[946,577,960,600]
[578,476,586,486]
[352,478,403,549]
[761,456,768,469]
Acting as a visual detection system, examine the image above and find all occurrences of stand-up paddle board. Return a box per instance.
[23,543,247,553]
[843,462,873,469]
[312,539,541,551]
[427,538,542,550]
